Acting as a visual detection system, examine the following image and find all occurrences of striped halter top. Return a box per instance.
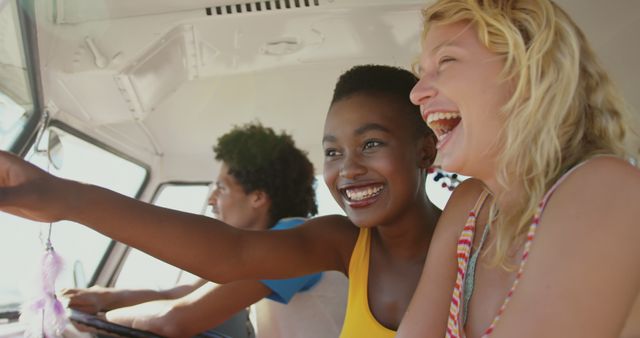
[446,160,596,338]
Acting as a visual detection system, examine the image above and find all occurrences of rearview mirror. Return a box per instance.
[32,111,64,170]
[47,130,63,170]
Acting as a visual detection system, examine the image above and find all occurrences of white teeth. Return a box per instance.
[345,185,383,201]
[425,111,461,139]
[426,111,461,125]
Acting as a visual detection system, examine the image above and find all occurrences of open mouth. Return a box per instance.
[426,112,461,143]
[340,184,384,203]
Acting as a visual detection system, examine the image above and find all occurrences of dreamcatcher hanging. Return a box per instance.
[19,113,69,337]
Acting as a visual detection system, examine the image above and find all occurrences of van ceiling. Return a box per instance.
[35,0,640,182]
[52,0,423,23]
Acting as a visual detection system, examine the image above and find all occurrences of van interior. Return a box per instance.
[0,0,638,337]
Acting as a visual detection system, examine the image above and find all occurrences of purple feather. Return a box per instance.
[20,246,69,337]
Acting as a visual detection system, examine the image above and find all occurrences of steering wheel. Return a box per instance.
[68,309,164,338]
[68,309,234,338]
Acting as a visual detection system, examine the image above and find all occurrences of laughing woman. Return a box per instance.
[398,0,640,337]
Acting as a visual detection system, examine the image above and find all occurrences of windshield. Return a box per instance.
[0,0,35,151]
[0,126,148,320]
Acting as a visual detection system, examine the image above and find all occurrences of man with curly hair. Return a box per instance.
[61,122,348,338]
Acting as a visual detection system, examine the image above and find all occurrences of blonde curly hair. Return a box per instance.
[421,0,640,266]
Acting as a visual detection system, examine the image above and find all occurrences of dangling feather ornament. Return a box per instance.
[20,237,69,338]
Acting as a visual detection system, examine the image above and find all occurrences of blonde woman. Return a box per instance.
[399,0,640,337]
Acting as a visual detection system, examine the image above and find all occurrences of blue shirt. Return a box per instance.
[261,217,322,304]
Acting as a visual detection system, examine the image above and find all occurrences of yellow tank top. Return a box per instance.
[339,228,396,338]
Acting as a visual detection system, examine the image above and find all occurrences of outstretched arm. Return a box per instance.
[106,281,270,338]
[62,279,208,314]
[0,151,356,282]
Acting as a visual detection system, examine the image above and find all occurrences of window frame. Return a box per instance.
[110,181,211,289]
[8,0,43,156]
[47,121,152,287]
[0,121,151,325]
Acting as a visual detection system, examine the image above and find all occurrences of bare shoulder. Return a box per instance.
[437,177,488,235]
[448,177,488,204]
[568,155,640,183]
[539,155,640,274]
[492,157,640,337]
[546,156,640,229]
[298,214,359,239]
[294,214,360,273]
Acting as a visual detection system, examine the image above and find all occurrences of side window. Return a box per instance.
[0,126,147,319]
[0,0,37,151]
[115,184,211,289]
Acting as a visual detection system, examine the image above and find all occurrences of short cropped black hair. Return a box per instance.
[331,64,435,141]
[213,123,318,226]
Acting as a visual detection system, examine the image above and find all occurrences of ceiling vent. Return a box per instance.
[205,0,325,16]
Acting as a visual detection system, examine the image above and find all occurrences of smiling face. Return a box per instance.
[410,21,513,181]
[322,93,434,228]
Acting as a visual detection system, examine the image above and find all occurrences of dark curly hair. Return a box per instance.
[331,64,435,141]
[213,122,318,227]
